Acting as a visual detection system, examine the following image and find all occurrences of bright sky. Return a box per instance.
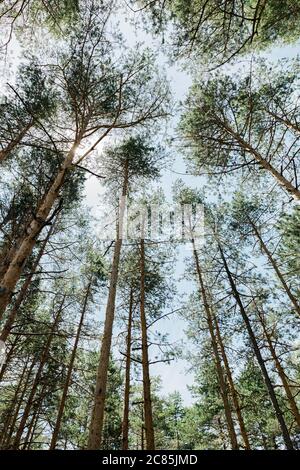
[1,6,299,407]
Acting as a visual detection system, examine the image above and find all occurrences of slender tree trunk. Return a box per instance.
[248,217,300,318]
[88,164,129,450]
[212,310,251,449]
[192,238,239,450]
[140,239,155,450]
[50,282,92,450]
[0,357,29,448]
[2,357,36,449]
[0,120,34,164]
[218,241,294,450]
[0,221,56,342]
[255,305,300,427]
[122,287,134,450]
[22,383,47,450]
[0,142,79,320]
[26,400,43,450]
[11,295,65,449]
[220,118,300,200]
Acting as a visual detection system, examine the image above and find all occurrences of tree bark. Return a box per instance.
[88,163,128,450]
[212,310,251,449]
[122,286,134,450]
[140,239,155,450]
[192,238,239,450]
[50,282,92,450]
[218,241,294,450]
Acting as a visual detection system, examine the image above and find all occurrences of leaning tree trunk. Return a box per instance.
[140,239,155,450]
[50,282,92,450]
[218,241,294,450]
[0,221,56,342]
[212,310,251,449]
[192,238,239,450]
[122,286,134,450]
[88,163,129,450]
[0,140,80,321]
[248,217,300,318]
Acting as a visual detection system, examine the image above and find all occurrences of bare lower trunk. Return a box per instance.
[140,239,155,450]
[88,165,128,450]
[212,311,250,449]
[192,239,239,450]
[50,282,91,450]
[122,287,134,450]
[218,241,294,450]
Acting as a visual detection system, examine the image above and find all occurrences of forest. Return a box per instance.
[0,0,299,452]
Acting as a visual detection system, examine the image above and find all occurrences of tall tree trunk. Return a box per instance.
[140,239,155,450]
[88,163,129,450]
[192,238,239,450]
[248,217,300,317]
[218,241,294,450]
[11,295,65,449]
[0,141,79,320]
[212,310,251,449]
[50,282,92,450]
[0,221,56,342]
[122,286,134,450]
[219,118,300,200]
